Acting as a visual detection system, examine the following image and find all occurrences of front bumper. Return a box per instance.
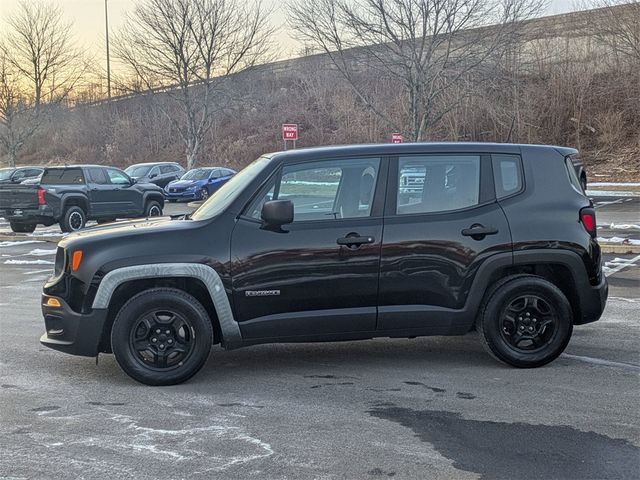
[164,190,200,201]
[40,294,107,357]
[575,274,608,325]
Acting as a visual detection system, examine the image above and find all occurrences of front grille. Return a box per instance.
[170,187,186,193]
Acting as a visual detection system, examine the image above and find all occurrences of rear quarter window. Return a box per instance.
[565,158,585,194]
[42,168,85,185]
[492,154,523,199]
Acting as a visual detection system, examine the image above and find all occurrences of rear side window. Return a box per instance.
[87,168,108,184]
[565,158,585,194]
[492,154,523,199]
[396,155,480,214]
[42,168,85,185]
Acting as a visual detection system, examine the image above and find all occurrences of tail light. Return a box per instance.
[37,188,47,205]
[580,207,596,238]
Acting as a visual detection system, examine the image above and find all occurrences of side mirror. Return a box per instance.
[149,173,157,179]
[261,200,293,226]
[130,177,137,185]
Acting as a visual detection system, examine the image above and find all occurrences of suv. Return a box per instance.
[124,162,185,188]
[40,143,607,385]
[0,166,44,184]
[0,165,165,232]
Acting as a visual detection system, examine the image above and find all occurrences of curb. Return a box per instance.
[0,234,62,244]
[187,201,204,208]
[599,244,640,254]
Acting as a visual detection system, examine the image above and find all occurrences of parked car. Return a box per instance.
[124,162,185,188]
[0,165,165,233]
[40,143,607,385]
[164,167,236,202]
[0,166,44,184]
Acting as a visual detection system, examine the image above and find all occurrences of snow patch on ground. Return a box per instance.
[587,190,640,197]
[24,248,57,256]
[598,223,640,230]
[4,259,54,265]
[598,236,640,245]
[0,240,45,247]
[24,269,52,275]
[589,182,640,187]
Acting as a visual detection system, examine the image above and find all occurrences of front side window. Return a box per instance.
[396,155,480,214]
[106,169,131,185]
[247,157,380,221]
[160,165,174,174]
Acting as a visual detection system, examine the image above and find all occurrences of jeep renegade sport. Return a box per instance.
[40,143,608,385]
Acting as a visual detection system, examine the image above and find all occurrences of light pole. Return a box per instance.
[104,0,111,98]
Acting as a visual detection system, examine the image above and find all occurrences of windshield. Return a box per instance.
[182,168,212,181]
[191,157,271,221]
[0,168,15,181]
[125,165,151,177]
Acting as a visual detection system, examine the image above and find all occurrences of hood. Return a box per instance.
[167,179,202,189]
[59,216,191,248]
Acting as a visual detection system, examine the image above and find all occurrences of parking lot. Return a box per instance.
[0,197,639,479]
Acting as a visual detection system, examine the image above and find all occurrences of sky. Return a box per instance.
[0,0,580,72]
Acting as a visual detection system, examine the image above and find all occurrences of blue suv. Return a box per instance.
[164,167,236,202]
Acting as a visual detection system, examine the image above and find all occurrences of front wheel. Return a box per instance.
[199,188,209,201]
[477,275,573,368]
[9,221,37,233]
[111,288,213,385]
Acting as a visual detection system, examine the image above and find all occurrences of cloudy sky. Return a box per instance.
[0,0,581,68]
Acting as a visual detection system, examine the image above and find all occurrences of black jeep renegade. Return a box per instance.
[40,143,608,385]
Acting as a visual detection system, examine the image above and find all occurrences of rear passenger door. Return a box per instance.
[378,153,512,332]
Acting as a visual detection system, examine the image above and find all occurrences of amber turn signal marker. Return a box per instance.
[71,250,83,272]
[45,297,61,308]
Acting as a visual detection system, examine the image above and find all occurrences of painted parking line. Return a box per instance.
[561,354,640,372]
[604,254,640,277]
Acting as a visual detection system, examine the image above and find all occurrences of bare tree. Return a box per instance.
[114,0,273,169]
[1,1,85,109]
[0,55,42,167]
[289,0,545,141]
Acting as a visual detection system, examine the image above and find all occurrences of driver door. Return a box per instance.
[230,156,387,341]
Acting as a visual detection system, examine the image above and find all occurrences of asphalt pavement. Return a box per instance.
[0,221,639,479]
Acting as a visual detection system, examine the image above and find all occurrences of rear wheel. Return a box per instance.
[145,200,162,217]
[477,275,573,368]
[580,175,587,192]
[9,221,37,233]
[60,206,86,233]
[111,288,213,385]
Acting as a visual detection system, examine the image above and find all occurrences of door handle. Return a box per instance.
[461,224,498,238]
[337,234,375,247]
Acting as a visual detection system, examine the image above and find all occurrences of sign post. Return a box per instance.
[391,132,403,144]
[282,123,298,150]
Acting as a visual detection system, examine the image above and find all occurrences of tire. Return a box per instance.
[111,288,213,386]
[199,188,209,201]
[145,200,162,217]
[9,221,37,233]
[477,274,573,368]
[60,206,86,233]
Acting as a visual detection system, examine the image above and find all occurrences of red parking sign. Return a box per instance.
[391,133,403,144]
[282,124,298,141]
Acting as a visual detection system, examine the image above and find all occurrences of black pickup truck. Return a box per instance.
[0,165,165,233]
